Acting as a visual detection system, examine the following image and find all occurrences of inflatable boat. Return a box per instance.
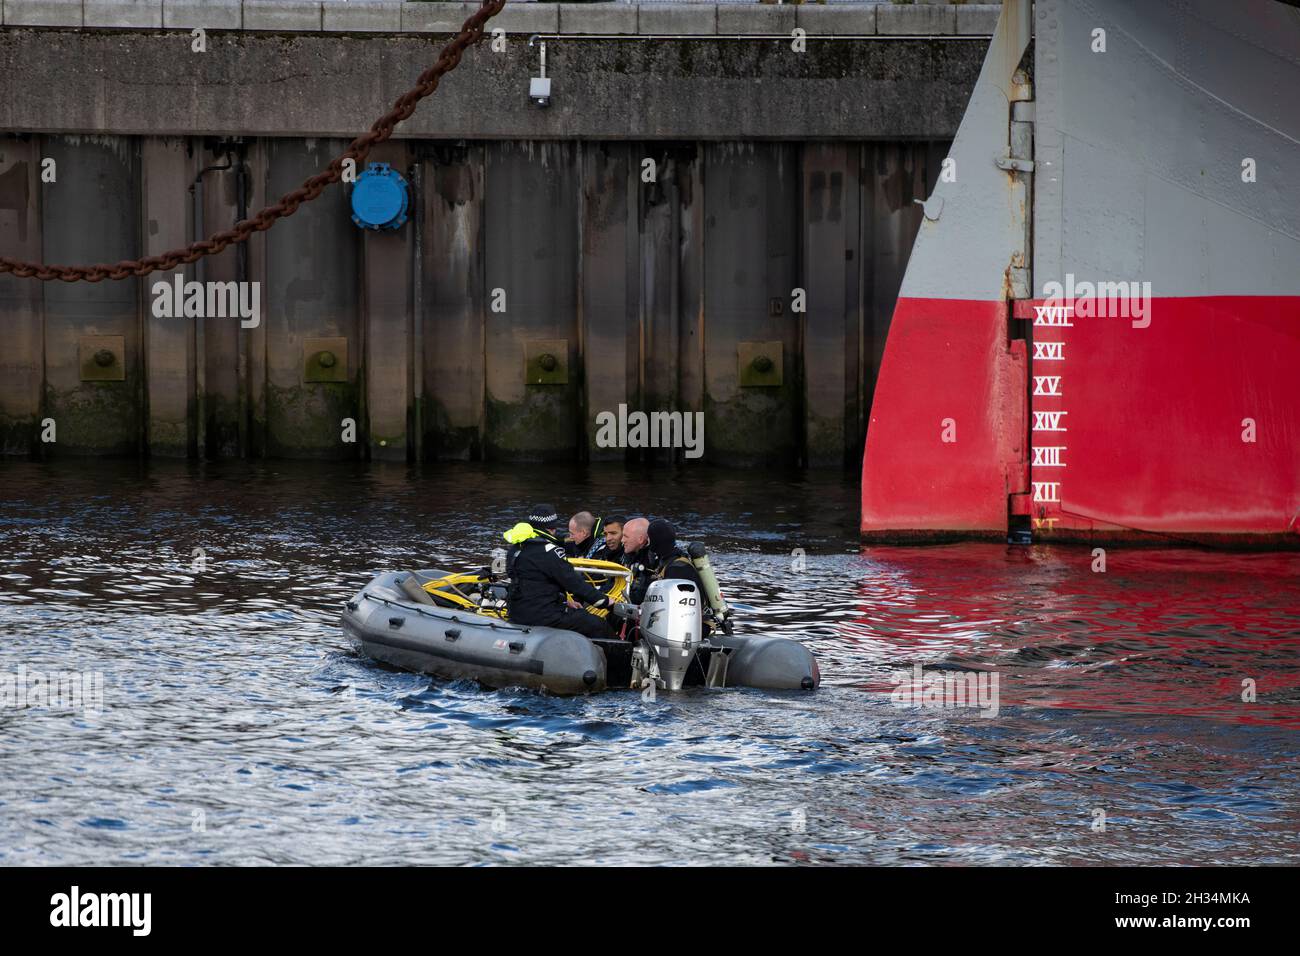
[341,568,820,695]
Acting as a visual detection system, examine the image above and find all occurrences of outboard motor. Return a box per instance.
[636,578,704,691]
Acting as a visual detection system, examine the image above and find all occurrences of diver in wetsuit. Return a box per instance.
[647,518,728,637]
[618,516,655,603]
[572,513,626,595]
[503,504,619,640]
[589,515,625,564]
[647,518,706,591]
[563,511,604,559]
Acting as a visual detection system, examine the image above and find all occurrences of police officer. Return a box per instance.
[503,504,619,640]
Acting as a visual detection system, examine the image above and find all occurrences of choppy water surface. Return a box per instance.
[1,459,1297,865]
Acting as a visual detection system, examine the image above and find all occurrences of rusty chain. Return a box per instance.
[0,0,507,283]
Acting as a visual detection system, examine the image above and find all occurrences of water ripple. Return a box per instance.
[1,459,1298,865]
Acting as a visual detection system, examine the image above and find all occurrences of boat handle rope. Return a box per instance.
[0,0,508,283]
[359,590,533,634]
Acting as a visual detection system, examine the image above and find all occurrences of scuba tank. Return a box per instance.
[686,542,732,632]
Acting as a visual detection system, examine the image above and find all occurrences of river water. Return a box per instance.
[1,459,1297,865]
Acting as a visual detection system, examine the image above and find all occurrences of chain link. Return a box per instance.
[0,0,507,283]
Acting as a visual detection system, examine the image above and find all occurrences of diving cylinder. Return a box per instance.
[639,578,703,690]
[686,542,729,619]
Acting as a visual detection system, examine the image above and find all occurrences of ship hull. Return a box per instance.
[861,0,1300,545]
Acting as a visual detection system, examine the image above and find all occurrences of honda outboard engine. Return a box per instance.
[636,578,704,690]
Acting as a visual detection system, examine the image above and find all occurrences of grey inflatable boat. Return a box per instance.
[342,570,820,695]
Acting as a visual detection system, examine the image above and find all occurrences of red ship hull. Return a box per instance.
[860,0,1300,546]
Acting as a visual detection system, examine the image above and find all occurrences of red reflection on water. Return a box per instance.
[842,545,1300,727]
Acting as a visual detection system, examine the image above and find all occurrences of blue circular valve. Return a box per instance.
[350,162,409,231]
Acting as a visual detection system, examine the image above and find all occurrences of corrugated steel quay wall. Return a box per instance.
[0,135,946,466]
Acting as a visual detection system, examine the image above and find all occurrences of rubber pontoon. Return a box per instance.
[342,570,821,695]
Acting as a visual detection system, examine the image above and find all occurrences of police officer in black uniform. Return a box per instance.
[505,504,619,640]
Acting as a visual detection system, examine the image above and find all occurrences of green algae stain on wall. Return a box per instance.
[265,382,361,460]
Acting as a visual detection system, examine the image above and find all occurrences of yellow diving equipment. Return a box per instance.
[419,555,630,621]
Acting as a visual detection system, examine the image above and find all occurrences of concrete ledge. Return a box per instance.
[5,0,85,28]
[957,4,1001,36]
[85,1,162,29]
[242,0,320,32]
[492,3,558,34]
[0,3,991,36]
[878,2,956,36]
[637,4,716,36]
[719,4,794,36]
[163,0,242,30]
[400,1,469,34]
[322,0,400,33]
[0,27,983,138]
[557,3,636,36]
[795,6,876,36]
